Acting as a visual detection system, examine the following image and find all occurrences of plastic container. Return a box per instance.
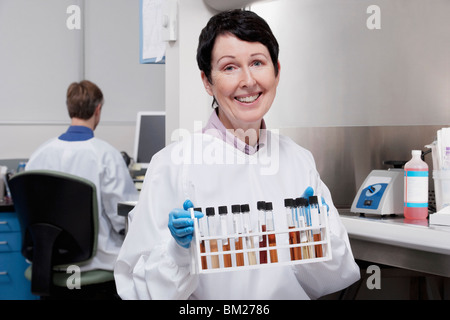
[404,150,429,219]
[433,170,450,212]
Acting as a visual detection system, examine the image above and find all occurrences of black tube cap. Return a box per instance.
[206,207,215,216]
[231,204,241,214]
[240,204,250,213]
[257,201,266,210]
[284,198,294,207]
[218,206,228,215]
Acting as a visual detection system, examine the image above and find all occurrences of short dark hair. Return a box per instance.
[197,9,279,84]
[66,80,103,119]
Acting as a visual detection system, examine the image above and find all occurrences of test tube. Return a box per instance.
[284,198,300,261]
[265,202,278,263]
[218,205,232,268]
[303,198,315,259]
[231,204,245,267]
[195,207,208,270]
[206,207,220,269]
[309,196,323,258]
[257,201,268,264]
[296,197,310,259]
[241,204,257,265]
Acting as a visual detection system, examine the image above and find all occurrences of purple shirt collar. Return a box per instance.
[201,109,267,155]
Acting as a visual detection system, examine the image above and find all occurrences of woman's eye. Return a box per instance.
[224,65,235,71]
[253,60,262,67]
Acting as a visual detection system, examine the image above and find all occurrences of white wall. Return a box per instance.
[251,0,450,128]
[0,0,165,159]
[166,0,450,131]
[165,0,216,142]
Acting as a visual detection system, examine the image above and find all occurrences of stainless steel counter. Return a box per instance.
[339,209,450,277]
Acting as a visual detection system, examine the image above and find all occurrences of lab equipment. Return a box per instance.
[190,196,332,274]
[296,197,311,259]
[218,205,232,268]
[309,196,323,258]
[205,207,220,269]
[284,198,300,261]
[404,150,429,219]
[265,202,278,263]
[351,169,404,215]
[133,111,165,169]
[426,129,450,226]
[231,204,245,266]
[241,204,257,265]
[257,201,268,264]
[194,207,208,270]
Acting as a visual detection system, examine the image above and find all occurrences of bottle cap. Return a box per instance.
[194,207,202,212]
[257,201,266,210]
[265,202,273,211]
[231,204,241,214]
[412,150,421,156]
[218,206,228,215]
[206,207,215,216]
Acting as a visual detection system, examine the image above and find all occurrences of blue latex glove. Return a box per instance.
[302,186,330,213]
[168,199,204,248]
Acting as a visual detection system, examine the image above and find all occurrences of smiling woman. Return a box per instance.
[114,9,360,300]
[201,34,280,144]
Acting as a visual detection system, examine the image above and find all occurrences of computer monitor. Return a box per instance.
[133,111,166,168]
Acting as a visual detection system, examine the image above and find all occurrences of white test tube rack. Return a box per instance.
[189,204,332,274]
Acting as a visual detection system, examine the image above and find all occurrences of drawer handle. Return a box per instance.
[0,241,7,245]
[0,271,8,276]
[0,221,8,225]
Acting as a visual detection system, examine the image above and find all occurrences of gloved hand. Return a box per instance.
[168,199,204,248]
[302,186,330,213]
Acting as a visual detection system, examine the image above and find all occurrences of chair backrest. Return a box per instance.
[9,170,98,295]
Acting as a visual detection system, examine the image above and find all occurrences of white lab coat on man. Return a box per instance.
[114,130,360,300]
[26,134,139,271]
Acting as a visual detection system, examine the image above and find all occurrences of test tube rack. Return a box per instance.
[189,200,332,274]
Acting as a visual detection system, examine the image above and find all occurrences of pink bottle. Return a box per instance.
[404,150,429,219]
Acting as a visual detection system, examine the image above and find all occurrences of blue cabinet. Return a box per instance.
[0,211,38,300]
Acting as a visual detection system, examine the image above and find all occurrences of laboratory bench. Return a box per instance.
[338,209,450,299]
[339,209,450,277]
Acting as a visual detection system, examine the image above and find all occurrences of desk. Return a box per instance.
[0,203,38,300]
[339,209,450,278]
[117,201,137,235]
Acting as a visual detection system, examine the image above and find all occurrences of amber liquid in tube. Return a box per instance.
[314,234,323,257]
[265,202,278,263]
[309,196,322,258]
[257,201,268,264]
[285,199,301,261]
[200,241,208,269]
[194,207,208,270]
[234,237,244,266]
[232,205,245,267]
[259,225,268,264]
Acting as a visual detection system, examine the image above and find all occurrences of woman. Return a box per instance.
[114,9,360,300]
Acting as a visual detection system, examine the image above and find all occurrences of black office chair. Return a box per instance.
[9,170,114,298]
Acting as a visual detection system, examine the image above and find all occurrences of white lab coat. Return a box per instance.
[114,131,360,299]
[26,137,139,271]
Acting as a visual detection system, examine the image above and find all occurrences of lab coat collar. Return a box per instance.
[202,109,267,155]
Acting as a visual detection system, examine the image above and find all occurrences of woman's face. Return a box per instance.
[202,33,280,131]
